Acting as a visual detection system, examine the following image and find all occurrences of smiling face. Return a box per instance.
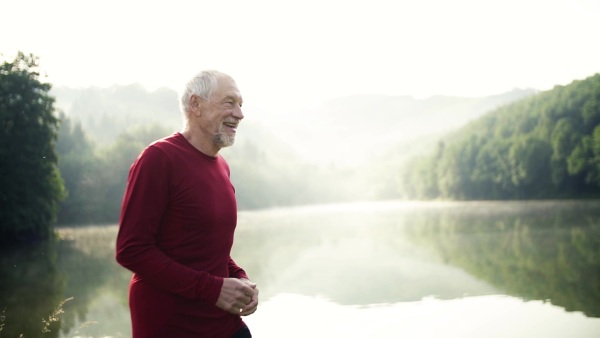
[189,75,244,154]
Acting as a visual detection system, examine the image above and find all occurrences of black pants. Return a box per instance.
[231,326,252,338]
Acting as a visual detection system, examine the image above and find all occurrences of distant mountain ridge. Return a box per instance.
[399,73,600,200]
[52,79,586,218]
[51,84,181,144]
[261,88,537,166]
[51,84,536,159]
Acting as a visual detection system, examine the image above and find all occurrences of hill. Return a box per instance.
[50,83,539,224]
[400,73,600,200]
[51,84,181,144]
[248,89,537,167]
[51,84,536,167]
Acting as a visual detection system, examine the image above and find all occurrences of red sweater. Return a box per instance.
[116,132,248,338]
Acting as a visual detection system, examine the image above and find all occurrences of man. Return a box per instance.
[116,70,258,338]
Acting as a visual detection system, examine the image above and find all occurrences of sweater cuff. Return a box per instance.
[201,276,224,305]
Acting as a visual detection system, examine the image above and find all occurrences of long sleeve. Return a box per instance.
[228,257,249,280]
[115,145,223,304]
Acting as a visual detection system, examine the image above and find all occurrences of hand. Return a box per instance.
[239,278,259,316]
[215,278,255,315]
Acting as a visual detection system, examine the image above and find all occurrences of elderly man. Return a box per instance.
[116,70,258,338]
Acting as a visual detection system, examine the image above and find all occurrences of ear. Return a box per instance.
[190,95,205,117]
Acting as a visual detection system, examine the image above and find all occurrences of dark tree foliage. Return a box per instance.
[0,237,65,338]
[402,73,600,200]
[93,123,171,223]
[56,121,171,225]
[0,52,65,244]
[55,113,97,224]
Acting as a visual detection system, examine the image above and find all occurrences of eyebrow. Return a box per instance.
[222,94,243,103]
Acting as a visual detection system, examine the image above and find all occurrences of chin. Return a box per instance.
[215,135,236,148]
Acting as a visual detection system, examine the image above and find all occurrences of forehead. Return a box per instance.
[212,76,242,101]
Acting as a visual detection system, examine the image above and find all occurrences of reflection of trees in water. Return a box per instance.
[0,238,65,338]
[6,201,593,337]
[0,226,131,338]
[57,237,111,335]
[403,201,600,318]
[234,206,496,305]
[233,201,600,316]
[56,226,130,338]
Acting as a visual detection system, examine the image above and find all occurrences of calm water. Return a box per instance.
[1,200,599,337]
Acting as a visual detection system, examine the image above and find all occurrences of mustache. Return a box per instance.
[224,119,240,126]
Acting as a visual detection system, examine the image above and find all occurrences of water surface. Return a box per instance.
[2,200,598,337]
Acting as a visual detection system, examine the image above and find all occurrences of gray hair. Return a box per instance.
[179,70,230,127]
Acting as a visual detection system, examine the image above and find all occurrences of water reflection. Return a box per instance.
[57,226,131,338]
[3,200,597,337]
[402,201,600,318]
[0,238,65,338]
[233,200,600,317]
[235,218,499,305]
[246,293,599,338]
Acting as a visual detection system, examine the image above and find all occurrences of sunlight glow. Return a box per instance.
[2,0,599,102]
[244,293,600,338]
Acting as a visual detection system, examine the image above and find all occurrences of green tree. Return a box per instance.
[401,73,600,200]
[592,126,600,185]
[508,135,553,198]
[55,113,98,224]
[471,139,512,199]
[0,52,65,244]
[92,123,171,223]
[567,131,600,189]
[551,117,580,186]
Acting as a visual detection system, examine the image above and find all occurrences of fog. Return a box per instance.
[7,0,600,171]
[11,0,597,209]
[244,90,536,167]
[52,84,534,169]
[4,0,599,103]
[48,83,540,211]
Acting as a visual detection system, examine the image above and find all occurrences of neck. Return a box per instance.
[181,128,220,157]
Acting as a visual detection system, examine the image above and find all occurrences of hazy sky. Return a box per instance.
[3,0,600,106]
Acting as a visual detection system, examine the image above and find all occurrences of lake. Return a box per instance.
[1,200,599,337]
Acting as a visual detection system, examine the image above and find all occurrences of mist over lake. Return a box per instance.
[3,200,596,338]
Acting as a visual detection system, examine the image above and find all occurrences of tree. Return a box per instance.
[401,73,600,200]
[55,112,97,224]
[567,133,600,189]
[508,135,553,198]
[91,123,171,223]
[471,139,512,199]
[0,52,65,244]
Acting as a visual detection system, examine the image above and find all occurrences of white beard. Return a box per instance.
[214,132,236,148]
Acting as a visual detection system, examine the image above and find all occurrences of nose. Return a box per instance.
[233,105,244,120]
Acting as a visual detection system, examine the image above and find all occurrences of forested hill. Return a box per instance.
[51,84,181,144]
[50,84,536,224]
[401,73,600,200]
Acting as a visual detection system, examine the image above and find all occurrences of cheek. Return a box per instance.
[213,117,226,130]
